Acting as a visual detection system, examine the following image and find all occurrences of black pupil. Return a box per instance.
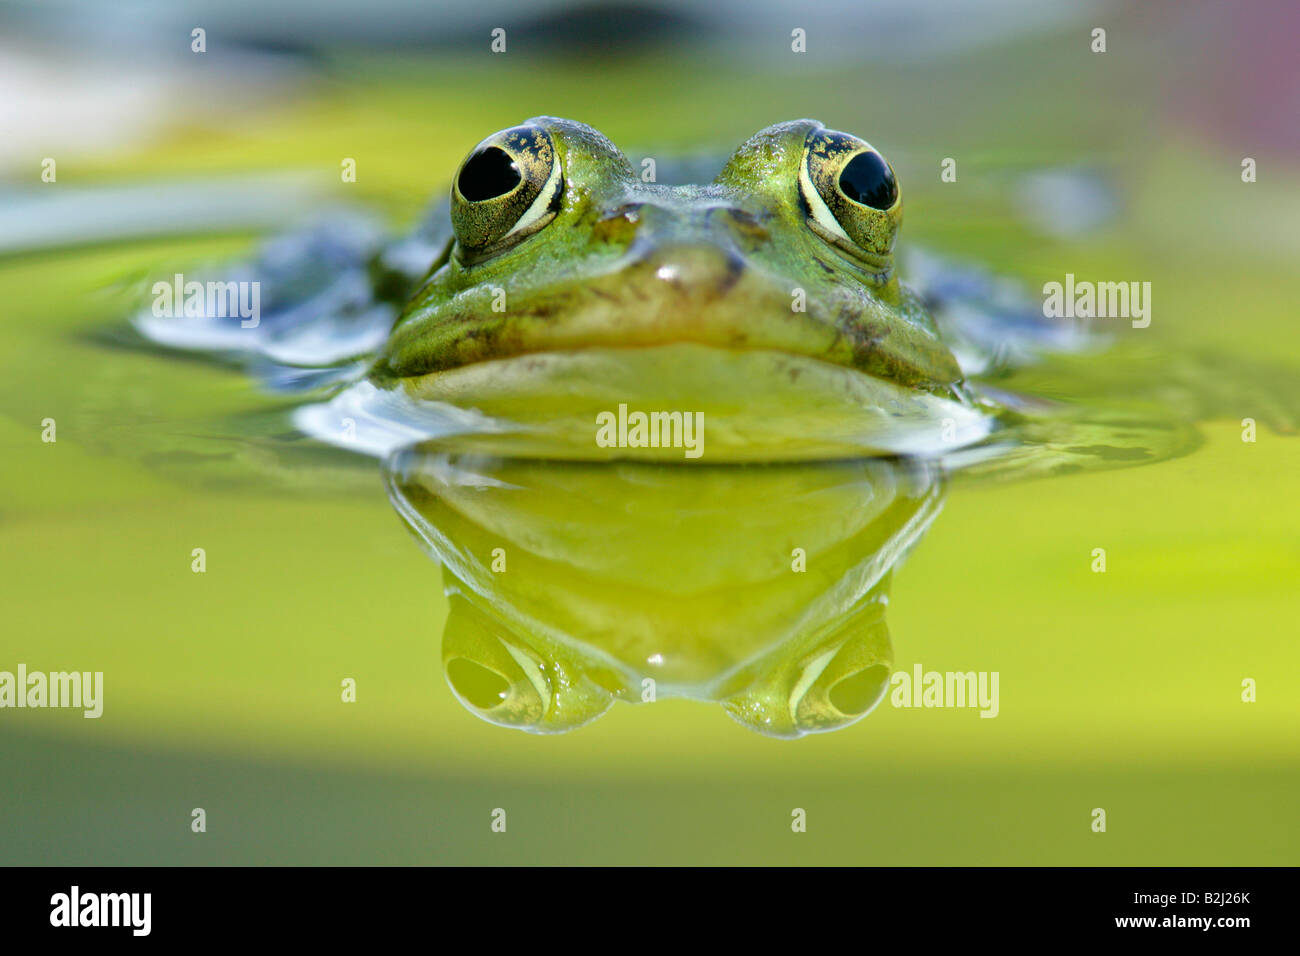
[458,146,521,201]
[838,151,896,210]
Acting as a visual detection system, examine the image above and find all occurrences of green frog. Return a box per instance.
[295,117,996,462]
[133,116,1292,471]
[127,118,1294,736]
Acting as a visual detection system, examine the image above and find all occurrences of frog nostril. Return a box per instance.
[709,206,769,240]
[604,202,644,220]
[591,204,643,245]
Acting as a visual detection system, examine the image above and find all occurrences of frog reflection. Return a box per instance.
[384,444,944,737]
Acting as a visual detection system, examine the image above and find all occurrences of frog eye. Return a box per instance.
[838,151,897,210]
[441,593,614,733]
[799,127,901,268]
[450,124,563,260]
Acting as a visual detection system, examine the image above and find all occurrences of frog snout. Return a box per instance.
[619,200,753,293]
[630,240,747,294]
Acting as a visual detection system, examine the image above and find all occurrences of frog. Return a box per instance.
[132,116,1294,472]
[288,116,997,462]
[126,118,1296,735]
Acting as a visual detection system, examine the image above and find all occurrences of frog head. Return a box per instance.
[366,118,975,461]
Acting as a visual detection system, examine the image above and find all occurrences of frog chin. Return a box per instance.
[389,343,993,462]
[296,341,994,461]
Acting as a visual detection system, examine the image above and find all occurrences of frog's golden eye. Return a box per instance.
[450,124,563,261]
[799,127,901,270]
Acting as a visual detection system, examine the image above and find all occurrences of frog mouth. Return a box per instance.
[377,295,967,403]
[373,241,964,396]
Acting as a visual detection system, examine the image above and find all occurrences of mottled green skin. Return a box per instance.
[372,117,963,396]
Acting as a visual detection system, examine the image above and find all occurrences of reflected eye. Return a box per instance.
[799,127,901,271]
[450,124,563,261]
